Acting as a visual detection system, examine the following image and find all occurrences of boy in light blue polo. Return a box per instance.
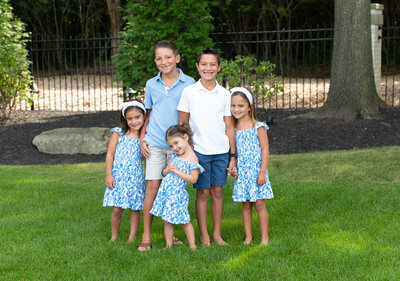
[138,40,195,251]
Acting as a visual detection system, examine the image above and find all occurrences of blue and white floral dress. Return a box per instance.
[233,122,274,202]
[103,127,146,210]
[150,154,204,224]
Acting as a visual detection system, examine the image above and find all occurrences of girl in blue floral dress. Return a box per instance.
[230,87,274,245]
[103,99,146,242]
[150,124,204,250]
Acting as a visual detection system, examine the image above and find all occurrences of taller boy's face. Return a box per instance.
[196,54,221,82]
[154,47,180,75]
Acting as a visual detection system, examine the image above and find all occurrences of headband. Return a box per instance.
[121,101,146,117]
[230,87,253,105]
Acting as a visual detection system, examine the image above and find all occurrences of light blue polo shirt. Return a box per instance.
[143,69,195,149]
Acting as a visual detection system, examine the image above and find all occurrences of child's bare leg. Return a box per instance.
[254,199,269,245]
[164,221,174,248]
[195,189,211,246]
[182,222,197,250]
[128,210,140,242]
[139,179,161,250]
[210,185,227,245]
[110,207,124,241]
[242,201,253,244]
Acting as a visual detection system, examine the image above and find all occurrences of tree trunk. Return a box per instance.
[311,0,384,120]
[106,0,121,57]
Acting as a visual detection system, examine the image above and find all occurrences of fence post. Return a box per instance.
[222,23,227,59]
[371,3,384,94]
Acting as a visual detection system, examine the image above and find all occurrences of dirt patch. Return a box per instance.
[1,107,399,165]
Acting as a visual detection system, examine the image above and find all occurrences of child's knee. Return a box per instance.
[210,186,223,199]
[242,201,252,210]
[196,189,210,201]
[112,207,124,217]
[254,200,266,212]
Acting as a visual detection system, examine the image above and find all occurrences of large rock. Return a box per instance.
[32,127,112,154]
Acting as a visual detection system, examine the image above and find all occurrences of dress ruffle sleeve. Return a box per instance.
[189,162,205,174]
[111,127,123,136]
[255,122,269,134]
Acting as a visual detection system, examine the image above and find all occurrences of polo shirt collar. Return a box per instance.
[155,68,186,83]
[198,79,219,94]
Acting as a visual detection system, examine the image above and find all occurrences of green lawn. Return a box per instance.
[1,146,399,280]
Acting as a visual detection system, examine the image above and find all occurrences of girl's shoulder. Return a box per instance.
[111,127,124,136]
[254,121,269,132]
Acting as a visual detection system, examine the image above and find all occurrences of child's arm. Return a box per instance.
[140,109,151,159]
[257,126,269,186]
[105,132,119,189]
[161,163,171,177]
[224,116,237,174]
[178,111,190,125]
[168,162,200,184]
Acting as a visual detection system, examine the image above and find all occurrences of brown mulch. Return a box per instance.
[1,107,400,165]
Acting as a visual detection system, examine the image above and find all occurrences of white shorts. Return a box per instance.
[145,143,173,180]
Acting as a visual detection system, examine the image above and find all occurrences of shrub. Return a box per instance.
[114,0,214,96]
[217,55,283,103]
[0,0,32,121]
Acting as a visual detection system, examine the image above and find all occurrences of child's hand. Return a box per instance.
[105,175,115,189]
[227,166,238,178]
[256,173,267,186]
[141,140,150,159]
[167,163,179,175]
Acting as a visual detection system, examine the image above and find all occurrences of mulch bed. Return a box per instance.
[1,107,399,165]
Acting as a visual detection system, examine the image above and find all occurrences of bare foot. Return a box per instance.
[260,239,269,246]
[127,237,135,243]
[162,244,173,251]
[243,239,252,245]
[200,236,211,247]
[109,237,117,242]
[190,245,197,251]
[172,236,183,246]
[213,236,227,245]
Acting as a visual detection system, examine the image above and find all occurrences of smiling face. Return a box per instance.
[125,108,145,133]
[167,134,190,156]
[154,47,180,75]
[231,94,251,121]
[196,54,221,82]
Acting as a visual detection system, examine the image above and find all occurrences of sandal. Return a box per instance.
[173,237,183,246]
[138,242,152,252]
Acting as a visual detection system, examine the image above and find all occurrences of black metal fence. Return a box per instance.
[16,26,400,111]
[23,34,122,111]
[211,25,399,109]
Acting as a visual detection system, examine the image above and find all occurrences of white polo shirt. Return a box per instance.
[177,80,231,155]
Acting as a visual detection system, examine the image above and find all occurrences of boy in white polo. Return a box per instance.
[178,47,236,246]
[139,40,195,251]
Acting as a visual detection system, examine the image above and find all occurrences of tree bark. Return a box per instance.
[106,0,121,57]
[309,0,384,120]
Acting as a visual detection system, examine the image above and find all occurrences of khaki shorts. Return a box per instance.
[145,143,173,180]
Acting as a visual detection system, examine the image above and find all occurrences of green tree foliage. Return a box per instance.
[0,0,31,121]
[218,56,283,102]
[115,0,214,95]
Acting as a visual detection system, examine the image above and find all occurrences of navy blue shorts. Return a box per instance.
[193,151,229,189]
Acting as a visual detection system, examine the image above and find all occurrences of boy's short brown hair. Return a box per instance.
[154,40,179,56]
[196,47,221,65]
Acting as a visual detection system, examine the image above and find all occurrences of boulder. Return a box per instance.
[32,127,112,155]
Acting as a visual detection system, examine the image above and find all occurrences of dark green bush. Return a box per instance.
[0,0,31,121]
[114,0,214,96]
